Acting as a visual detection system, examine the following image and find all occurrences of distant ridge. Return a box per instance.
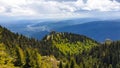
[56,20,120,42]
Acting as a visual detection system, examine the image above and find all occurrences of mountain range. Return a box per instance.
[56,20,120,42]
[1,18,119,42]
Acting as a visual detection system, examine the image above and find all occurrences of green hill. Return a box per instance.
[0,25,120,68]
[42,31,98,57]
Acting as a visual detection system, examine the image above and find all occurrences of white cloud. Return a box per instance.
[0,6,5,13]
[0,0,120,18]
[0,0,36,16]
[26,24,50,32]
[84,0,120,11]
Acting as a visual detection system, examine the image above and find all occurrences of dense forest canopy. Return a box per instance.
[0,25,120,68]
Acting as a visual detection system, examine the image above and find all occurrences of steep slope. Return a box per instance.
[0,26,58,68]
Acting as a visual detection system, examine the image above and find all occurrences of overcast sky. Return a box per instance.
[0,0,120,19]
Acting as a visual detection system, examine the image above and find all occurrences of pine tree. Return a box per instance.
[70,59,75,68]
[59,61,63,68]
[65,63,69,68]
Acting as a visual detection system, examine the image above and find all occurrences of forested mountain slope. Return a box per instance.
[42,31,98,57]
[0,25,120,68]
